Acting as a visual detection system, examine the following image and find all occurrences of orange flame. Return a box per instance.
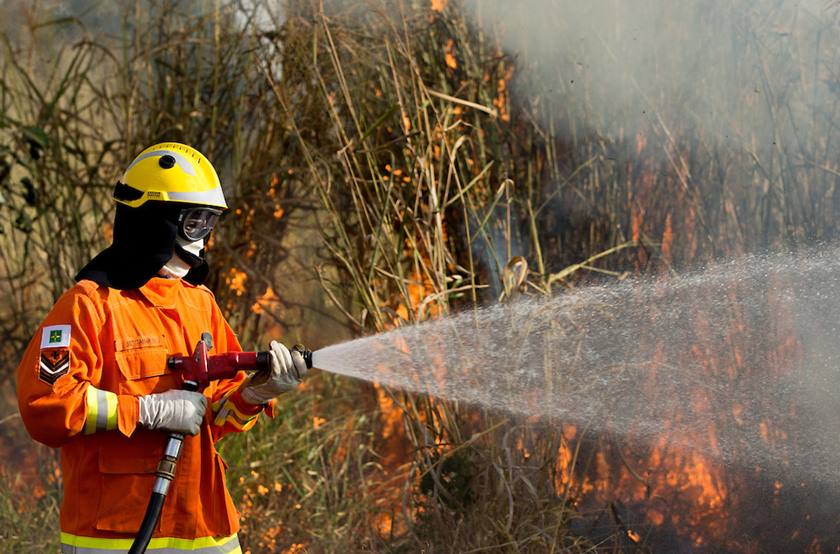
[251,286,279,314]
[226,267,248,296]
[444,39,458,70]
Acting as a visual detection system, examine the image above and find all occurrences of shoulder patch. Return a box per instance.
[39,348,70,385]
[40,324,71,349]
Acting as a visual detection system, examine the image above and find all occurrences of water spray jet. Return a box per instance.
[310,246,840,491]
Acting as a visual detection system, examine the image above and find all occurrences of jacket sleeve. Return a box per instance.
[16,286,139,448]
[207,298,274,441]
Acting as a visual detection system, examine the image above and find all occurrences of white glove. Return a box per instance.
[138,389,208,435]
[240,341,308,405]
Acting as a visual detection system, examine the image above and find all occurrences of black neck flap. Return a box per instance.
[76,202,210,290]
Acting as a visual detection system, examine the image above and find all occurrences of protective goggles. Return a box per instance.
[177,207,222,241]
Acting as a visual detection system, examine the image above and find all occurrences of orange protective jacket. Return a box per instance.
[16,277,272,548]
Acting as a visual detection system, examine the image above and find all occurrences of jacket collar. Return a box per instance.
[136,276,194,308]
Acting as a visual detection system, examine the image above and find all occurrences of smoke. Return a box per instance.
[465,0,840,159]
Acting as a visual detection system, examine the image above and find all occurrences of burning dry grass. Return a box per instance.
[275,1,633,549]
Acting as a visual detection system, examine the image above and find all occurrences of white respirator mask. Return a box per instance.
[159,237,204,279]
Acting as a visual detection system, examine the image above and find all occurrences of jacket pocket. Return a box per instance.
[94,446,161,533]
[115,346,169,379]
[114,335,169,380]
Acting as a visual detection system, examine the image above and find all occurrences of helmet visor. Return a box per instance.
[178,207,221,241]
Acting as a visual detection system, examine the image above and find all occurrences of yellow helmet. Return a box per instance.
[114,142,227,209]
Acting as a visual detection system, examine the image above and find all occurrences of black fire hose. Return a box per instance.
[128,381,197,554]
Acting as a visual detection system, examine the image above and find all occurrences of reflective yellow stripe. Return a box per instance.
[84,387,98,435]
[60,532,240,553]
[105,390,117,431]
[212,391,259,431]
[83,386,118,435]
[210,391,230,414]
[226,400,259,425]
[211,390,234,426]
[221,410,255,431]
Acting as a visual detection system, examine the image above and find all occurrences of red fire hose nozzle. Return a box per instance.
[166,333,313,390]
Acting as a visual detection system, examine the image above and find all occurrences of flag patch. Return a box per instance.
[39,348,70,385]
[40,324,71,349]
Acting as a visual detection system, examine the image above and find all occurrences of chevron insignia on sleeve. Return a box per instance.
[39,348,70,385]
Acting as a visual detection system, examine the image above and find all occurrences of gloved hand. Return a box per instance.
[240,341,308,405]
[138,389,208,435]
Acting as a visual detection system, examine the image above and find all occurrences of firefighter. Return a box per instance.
[16,142,307,553]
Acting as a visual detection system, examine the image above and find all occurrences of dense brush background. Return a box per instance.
[2,0,840,552]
